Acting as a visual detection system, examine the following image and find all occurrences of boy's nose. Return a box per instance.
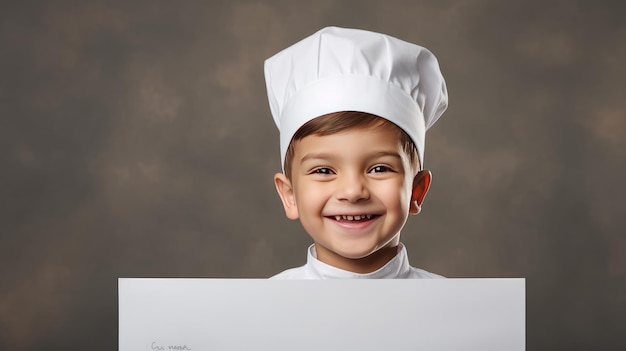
[335,173,370,203]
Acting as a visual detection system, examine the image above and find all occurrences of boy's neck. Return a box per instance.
[314,244,399,274]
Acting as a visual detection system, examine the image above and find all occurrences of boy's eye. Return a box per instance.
[311,167,334,175]
[369,165,390,173]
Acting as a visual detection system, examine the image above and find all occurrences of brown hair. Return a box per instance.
[284,111,420,179]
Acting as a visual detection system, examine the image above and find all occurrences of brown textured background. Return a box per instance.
[1,1,625,350]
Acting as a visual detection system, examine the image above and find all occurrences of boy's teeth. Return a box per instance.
[334,215,373,221]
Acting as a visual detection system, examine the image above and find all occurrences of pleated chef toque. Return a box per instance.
[264,26,448,170]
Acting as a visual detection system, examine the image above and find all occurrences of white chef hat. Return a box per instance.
[264,26,448,170]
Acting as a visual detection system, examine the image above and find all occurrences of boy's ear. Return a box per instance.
[409,170,432,215]
[274,173,300,220]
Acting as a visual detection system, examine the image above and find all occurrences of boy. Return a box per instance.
[264,26,448,279]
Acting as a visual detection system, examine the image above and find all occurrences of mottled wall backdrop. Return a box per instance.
[1,1,624,350]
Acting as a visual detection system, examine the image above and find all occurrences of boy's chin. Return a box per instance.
[315,242,401,270]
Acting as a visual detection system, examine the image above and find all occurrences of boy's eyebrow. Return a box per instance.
[368,151,403,160]
[299,152,336,164]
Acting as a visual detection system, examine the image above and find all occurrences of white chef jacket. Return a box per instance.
[271,243,442,279]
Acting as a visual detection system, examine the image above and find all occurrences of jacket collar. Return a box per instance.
[304,243,413,279]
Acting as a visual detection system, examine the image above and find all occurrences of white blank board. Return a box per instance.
[119,278,525,351]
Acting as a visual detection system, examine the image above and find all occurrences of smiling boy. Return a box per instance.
[264,27,448,279]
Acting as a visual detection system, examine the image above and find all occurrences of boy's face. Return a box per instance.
[274,124,431,272]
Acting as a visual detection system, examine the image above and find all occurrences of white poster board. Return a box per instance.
[119,278,525,351]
